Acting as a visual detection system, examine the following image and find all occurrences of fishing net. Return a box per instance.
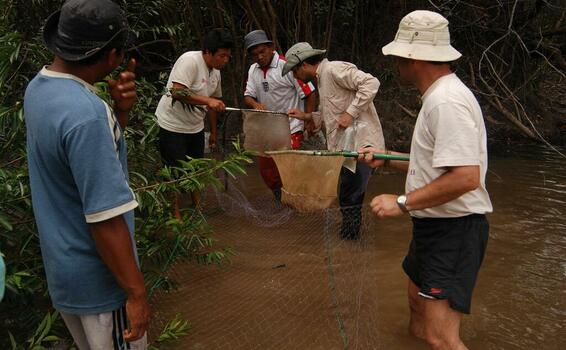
[149,111,406,349]
[242,110,291,154]
[242,109,348,212]
[268,151,345,212]
[151,171,392,350]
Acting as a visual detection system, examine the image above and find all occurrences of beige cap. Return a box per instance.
[282,42,326,76]
[382,10,461,62]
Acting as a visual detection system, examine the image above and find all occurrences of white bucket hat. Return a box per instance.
[382,10,461,62]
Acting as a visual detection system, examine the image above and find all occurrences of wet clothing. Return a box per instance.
[403,214,489,314]
[25,68,138,314]
[403,73,492,313]
[339,162,372,240]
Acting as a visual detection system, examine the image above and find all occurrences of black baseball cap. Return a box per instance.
[43,0,135,61]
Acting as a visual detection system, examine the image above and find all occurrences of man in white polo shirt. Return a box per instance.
[360,10,492,350]
[156,28,233,217]
[243,30,316,201]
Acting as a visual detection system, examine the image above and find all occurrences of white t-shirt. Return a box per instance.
[156,51,222,134]
[244,52,314,134]
[406,73,493,218]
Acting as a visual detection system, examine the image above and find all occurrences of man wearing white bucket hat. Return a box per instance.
[360,10,492,350]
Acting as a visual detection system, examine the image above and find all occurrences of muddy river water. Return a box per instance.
[153,144,565,349]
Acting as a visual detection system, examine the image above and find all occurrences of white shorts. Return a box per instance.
[60,305,147,350]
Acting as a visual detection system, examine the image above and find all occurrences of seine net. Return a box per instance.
[151,111,387,349]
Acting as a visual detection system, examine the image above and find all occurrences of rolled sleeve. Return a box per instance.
[64,118,138,223]
[333,63,379,119]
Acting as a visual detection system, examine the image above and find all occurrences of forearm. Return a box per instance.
[90,215,146,298]
[114,110,129,130]
[244,96,260,109]
[304,92,317,113]
[171,89,214,107]
[170,82,216,107]
[208,110,217,135]
[387,150,410,172]
[405,166,480,211]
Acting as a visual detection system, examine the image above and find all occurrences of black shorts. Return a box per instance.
[402,214,489,314]
[158,127,205,167]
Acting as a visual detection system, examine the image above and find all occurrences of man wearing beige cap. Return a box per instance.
[360,10,492,350]
[283,42,385,240]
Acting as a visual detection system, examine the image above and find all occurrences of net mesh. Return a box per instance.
[271,152,345,213]
[151,112,389,348]
[151,167,387,349]
[242,111,291,154]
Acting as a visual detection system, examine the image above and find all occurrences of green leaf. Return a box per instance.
[0,212,13,231]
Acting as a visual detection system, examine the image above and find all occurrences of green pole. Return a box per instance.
[341,151,409,161]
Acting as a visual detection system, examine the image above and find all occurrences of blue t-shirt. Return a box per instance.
[24,68,139,314]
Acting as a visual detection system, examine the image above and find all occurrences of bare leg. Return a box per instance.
[173,193,182,221]
[408,279,426,340]
[422,299,467,350]
[190,190,201,209]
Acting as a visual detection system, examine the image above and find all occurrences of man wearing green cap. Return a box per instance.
[284,42,385,240]
[360,10,492,350]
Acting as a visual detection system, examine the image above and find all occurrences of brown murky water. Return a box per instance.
[152,144,566,349]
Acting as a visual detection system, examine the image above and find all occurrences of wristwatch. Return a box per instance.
[396,194,409,212]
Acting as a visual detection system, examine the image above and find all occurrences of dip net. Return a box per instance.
[242,110,347,213]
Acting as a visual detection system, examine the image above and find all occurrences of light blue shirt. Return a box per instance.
[24,68,138,314]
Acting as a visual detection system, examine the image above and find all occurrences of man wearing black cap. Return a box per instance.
[24,0,149,348]
[242,30,316,201]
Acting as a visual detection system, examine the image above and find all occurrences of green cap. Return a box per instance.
[282,42,326,76]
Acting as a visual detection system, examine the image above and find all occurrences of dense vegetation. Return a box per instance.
[1,0,564,348]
